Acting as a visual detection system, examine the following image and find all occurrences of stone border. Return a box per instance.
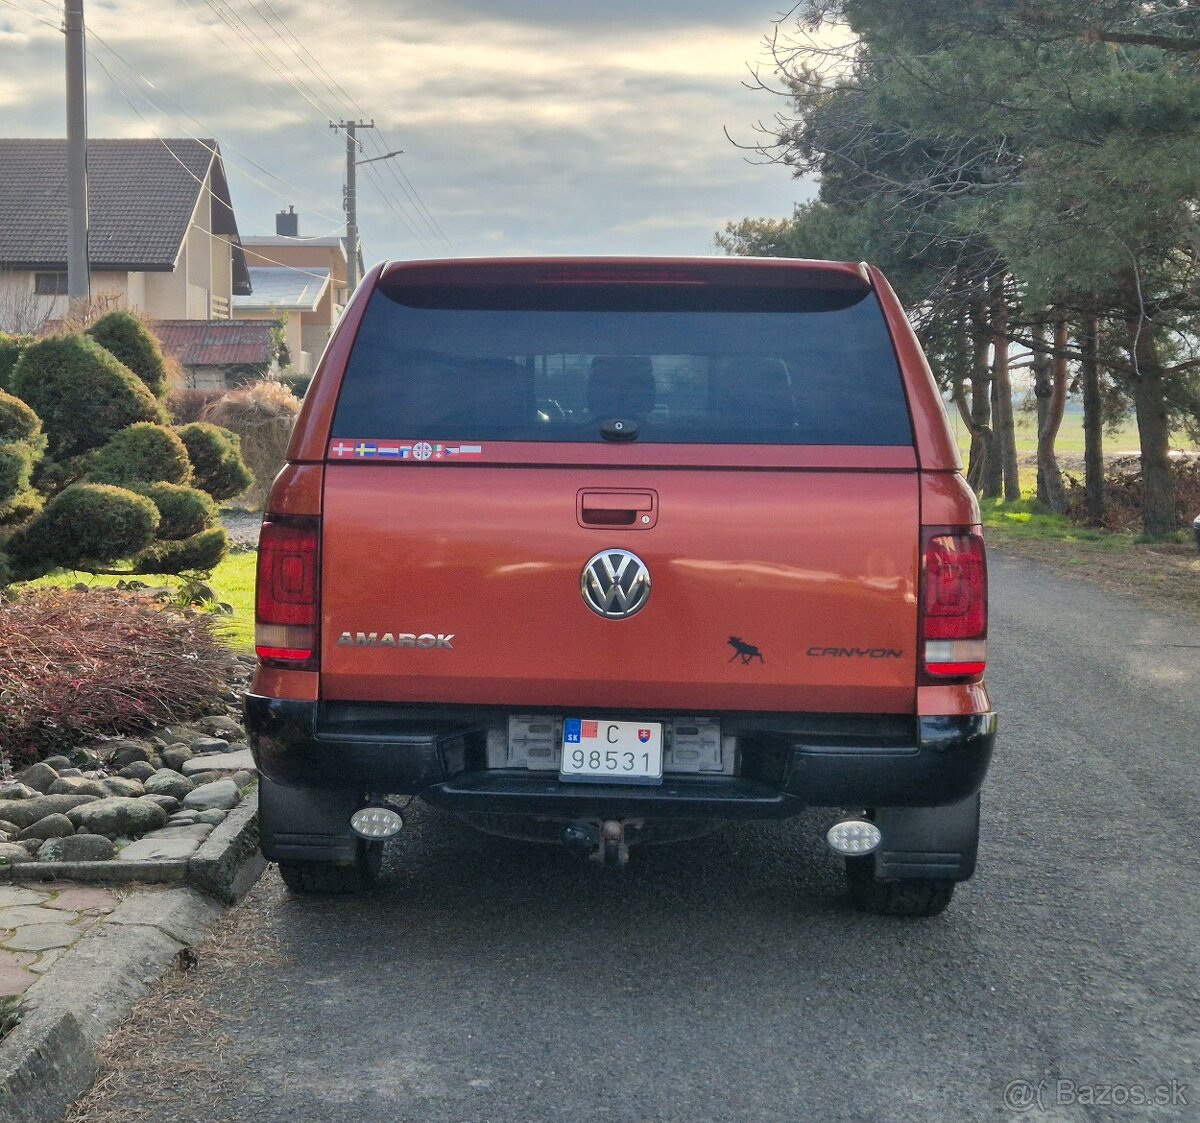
[1,791,264,904]
[0,886,226,1123]
[0,795,266,1120]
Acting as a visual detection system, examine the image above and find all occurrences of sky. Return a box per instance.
[0,0,816,265]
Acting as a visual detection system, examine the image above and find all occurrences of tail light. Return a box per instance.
[920,528,987,681]
[256,516,320,668]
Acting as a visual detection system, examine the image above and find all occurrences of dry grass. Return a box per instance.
[65,882,284,1123]
[203,381,299,509]
[988,529,1200,621]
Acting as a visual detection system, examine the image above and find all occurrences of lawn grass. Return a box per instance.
[25,549,257,655]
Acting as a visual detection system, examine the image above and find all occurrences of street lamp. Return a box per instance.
[345,143,403,292]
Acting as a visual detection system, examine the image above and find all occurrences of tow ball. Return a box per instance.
[562,819,630,867]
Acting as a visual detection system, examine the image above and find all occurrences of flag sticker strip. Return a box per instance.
[327,440,485,461]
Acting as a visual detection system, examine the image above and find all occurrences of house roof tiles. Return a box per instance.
[154,318,275,368]
[0,138,249,292]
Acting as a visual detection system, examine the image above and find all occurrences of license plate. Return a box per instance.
[559,719,663,784]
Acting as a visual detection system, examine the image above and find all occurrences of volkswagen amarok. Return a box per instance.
[245,256,996,916]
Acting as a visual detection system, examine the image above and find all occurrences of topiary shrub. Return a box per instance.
[175,422,254,501]
[87,422,192,488]
[134,526,228,574]
[86,310,169,398]
[0,334,32,392]
[138,482,217,541]
[0,444,34,511]
[10,335,165,460]
[203,380,299,507]
[7,483,159,575]
[0,389,44,527]
[0,389,42,446]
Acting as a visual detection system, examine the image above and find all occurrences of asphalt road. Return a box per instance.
[85,551,1200,1123]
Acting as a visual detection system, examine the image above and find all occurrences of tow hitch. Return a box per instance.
[562,819,631,867]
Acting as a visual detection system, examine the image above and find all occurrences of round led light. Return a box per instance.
[826,819,881,856]
[350,806,404,840]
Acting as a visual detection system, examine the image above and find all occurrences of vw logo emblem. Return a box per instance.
[581,549,651,619]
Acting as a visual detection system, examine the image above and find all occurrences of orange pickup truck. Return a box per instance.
[245,256,995,916]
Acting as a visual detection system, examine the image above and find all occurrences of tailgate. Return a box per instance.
[320,464,918,713]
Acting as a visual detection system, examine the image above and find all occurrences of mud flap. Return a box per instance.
[870,792,980,882]
[259,775,362,864]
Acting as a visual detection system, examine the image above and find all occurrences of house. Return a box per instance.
[153,318,278,391]
[0,138,250,332]
[234,208,363,372]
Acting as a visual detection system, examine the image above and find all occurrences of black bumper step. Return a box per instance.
[422,771,801,820]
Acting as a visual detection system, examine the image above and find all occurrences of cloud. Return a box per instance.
[2,0,809,259]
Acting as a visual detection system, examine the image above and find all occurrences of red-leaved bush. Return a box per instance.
[0,588,229,764]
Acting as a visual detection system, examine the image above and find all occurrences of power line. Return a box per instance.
[233,0,454,252]
[86,27,347,230]
[0,0,61,32]
[86,49,337,284]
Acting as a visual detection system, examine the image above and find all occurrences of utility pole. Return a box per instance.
[65,0,90,307]
[331,119,374,294]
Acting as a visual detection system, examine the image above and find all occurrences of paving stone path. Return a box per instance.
[0,883,119,997]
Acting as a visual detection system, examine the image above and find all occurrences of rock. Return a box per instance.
[160,745,194,771]
[144,769,194,800]
[17,814,76,841]
[106,740,155,768]
[0,820,17,835]
[0,843,33,864]
[168,813,199,825]
[159,726,193,746]
[1,794,99,829]
[148,755,163,771]
[41,755,71,770]
[182,748,254,775]
[118,837,201,861]
[21,839,43,854]
[190,736,230,755]
[16,762,58,793]
[119,761,156,781]
[57,768,82,777]
[197,715,245,739]
[66,797,168,839]
[38,834,118,862]
[47,776,111,798]
[103,777,146,798]
[142,823,214,841]
[0,784,38,801]
[181,779,239,812]
[185,771,223,787]
[232,770,256,789]
[193,809,227,826]
[143,794,179,812]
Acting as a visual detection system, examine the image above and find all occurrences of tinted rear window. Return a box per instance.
[332,283,912,445]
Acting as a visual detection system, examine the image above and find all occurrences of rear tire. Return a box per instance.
[844,855,955,917]
[278,841,383,895]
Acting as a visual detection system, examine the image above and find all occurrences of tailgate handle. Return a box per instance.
[578,489,658,528]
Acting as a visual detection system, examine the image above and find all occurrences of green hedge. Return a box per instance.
[88,422,193,488]
[9,483,160,572]
[11,335,165,460]
[139,482,217,541]
[135,526,228,574]
[87,310,169,398]
[175,422,254,501]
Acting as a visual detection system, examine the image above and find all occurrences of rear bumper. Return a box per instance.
[244,695,995,816]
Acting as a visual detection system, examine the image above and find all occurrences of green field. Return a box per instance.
[27,550,257,654]
[949,407,1161,459]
